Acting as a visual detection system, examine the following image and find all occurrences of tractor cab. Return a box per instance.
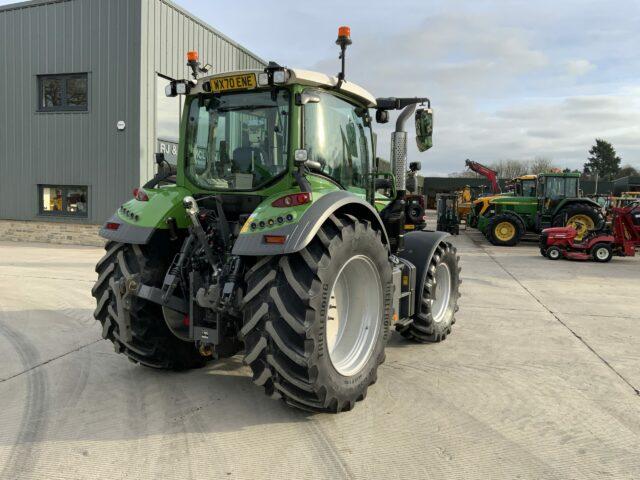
[513,175,537,198]
[537,173,580,212]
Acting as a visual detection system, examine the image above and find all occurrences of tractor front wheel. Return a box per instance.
[241,214,393,413]
[487,214,523,246]
[592,243,613,262]
[546,246,562,260]
[396,241,461,343]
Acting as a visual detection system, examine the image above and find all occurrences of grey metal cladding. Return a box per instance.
[0,0,142,224]
[99,214,155,244]
[0,0,264,226]
[231,191,390,256]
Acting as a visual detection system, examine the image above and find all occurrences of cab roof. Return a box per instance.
[191,68,377,108]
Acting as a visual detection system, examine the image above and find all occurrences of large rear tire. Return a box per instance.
[553,203,604,241]
[397,242,461,342]
[241,214,393,413]
[92,241,208,369]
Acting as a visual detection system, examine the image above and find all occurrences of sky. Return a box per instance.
[173,0,640,176]
[2,0,638,176]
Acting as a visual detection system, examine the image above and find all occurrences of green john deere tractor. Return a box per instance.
[478,172,604,246]
[92,29,461,413]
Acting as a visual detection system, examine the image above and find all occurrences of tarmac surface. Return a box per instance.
[0,228,639,480]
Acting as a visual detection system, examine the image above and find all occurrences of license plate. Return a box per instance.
[210,73,256,92]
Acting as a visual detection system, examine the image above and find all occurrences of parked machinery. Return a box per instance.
[92,29,461,414]
[478,172,604,246]
[436,193,460,235]
[466,174,535,228]
[540,201,640,261]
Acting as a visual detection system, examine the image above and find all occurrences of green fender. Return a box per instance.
[232,190,389,256]
[99,186,191,244]
[551,198,602,216]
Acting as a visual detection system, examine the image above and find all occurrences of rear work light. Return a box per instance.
[133,188,149,202]
[271,192,311,208]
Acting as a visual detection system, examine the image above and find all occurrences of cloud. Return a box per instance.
[565,59,595,76]
[169,0,640,176]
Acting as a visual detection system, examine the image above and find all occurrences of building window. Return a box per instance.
[39,185,88,217]
[37,73,88,112]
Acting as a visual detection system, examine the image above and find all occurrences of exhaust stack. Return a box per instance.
[390,104,417,193]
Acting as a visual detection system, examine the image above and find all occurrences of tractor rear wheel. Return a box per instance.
[92,241,208,369]
[487,214,523,246]
[553,203,604,242]
[396,241,461,342]
[592,243,613,262]
[241,214,392,413]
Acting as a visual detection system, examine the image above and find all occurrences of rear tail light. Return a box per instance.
[105,222,120,230]
[271,192,311,208]
[133,188,149,202]
[263,235,287,244]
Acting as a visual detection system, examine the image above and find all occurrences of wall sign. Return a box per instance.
[157,138,178,164]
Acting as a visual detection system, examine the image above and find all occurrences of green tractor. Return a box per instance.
[92,29,461,413]
[478,172,604,246]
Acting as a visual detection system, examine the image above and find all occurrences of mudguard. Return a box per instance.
[232,190,390,256]
[98,186,191,245]
[398,230,451,313]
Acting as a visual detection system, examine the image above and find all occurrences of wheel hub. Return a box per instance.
[326,255,382,377]
[431,263,452,323]
[495,221,516,241]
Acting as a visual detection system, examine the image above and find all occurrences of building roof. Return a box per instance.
[0,0,266,65]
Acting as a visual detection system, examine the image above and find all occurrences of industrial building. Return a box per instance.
[0,0,263,244]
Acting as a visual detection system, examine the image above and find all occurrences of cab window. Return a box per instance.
[303,91,371,189]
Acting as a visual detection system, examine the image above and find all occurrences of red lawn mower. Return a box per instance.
[540,202,640,262]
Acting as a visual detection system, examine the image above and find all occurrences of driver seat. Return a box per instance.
[232,147,263,173]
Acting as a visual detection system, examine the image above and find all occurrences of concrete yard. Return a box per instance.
[0,230,639,480]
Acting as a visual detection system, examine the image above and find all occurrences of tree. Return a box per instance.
[490,159,529,179]
[616,164,639,179]
[584,139,621,180]
[529,157,556,175]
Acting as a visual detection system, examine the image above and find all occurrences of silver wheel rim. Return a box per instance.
[326,255,382,377]
[549,249,560,259]
[596,247,609,260]
[431,263,452,323]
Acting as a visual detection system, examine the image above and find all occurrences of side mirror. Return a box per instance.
[415,108,433,152]
[375,109,389,124]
